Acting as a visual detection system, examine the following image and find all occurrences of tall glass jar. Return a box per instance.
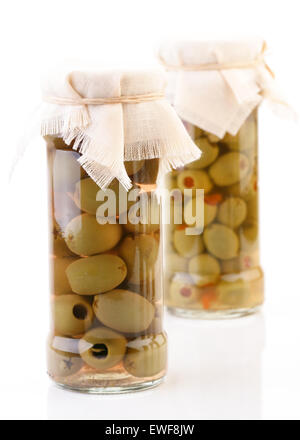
[46,136,166,393]
[165,110,264,318]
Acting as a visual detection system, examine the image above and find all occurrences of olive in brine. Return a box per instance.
[204,224,239,260]
[66,254,127,295]
[79,327,127,370]
[169,275,200,306]
[73,177,102,215]
[177,170,213,193]
[93,289,155,334]
[186,138,219,169]
[119,234,159,284]
[74,178,134,217]
[173,227,204,258]
[47,346,83,378]
[217,197,247,228]
[209,152,249,186]
[184,198,217,228]
[124,332,167,378]
[188,254,221,287]
[65,214,123,256]
[52,294,93,336]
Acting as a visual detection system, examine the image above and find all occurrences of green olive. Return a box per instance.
[124,332,167,378]
[173,228,204,258]
[47,346,83,378]
[74,177,102,215]
[52,294,94,336]
[184,198,217,227]
[119,234,159,284]
[66,254,127,295]
[169,275,200,306]
[79,327,127,370]
[93,289,155,334]
[204,224,239,260]
[186,138,219,169]
[217,280,250,307]
[51,257,77,295]
[65,214,123,256]
[74,178,134,217]
[177,170,213,193]
[188,254,221,287]
[217,197,247,228]
[209,152,249,186]
[125,160,145,176]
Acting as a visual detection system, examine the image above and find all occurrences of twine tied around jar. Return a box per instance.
[40,70,201,190]
[43,73,165,126]
[158,39,294,138]
[158,42,275,78]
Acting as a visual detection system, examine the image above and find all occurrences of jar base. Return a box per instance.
[167,305,262,320]
[52,377,164,395]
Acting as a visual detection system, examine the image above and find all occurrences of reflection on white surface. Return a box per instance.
[47,312,265,420]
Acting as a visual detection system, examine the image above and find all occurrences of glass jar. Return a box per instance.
[46,136,166,393]
[164,109,264,318]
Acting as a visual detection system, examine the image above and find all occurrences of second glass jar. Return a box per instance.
[164,110,264,319]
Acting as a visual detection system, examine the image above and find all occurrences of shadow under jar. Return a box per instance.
[164,110,264,319]
[46,136,166,393]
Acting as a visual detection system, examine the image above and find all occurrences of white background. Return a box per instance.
[1,0,300,420]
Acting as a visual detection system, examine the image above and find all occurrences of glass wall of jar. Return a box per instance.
[164,110,264,319]
[46,136,166,393]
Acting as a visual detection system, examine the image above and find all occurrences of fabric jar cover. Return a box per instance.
[159,39,289,138]
[41,69,200,189]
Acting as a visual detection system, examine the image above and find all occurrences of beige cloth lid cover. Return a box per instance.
[159,39,286,138]
[40,69,200,189]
